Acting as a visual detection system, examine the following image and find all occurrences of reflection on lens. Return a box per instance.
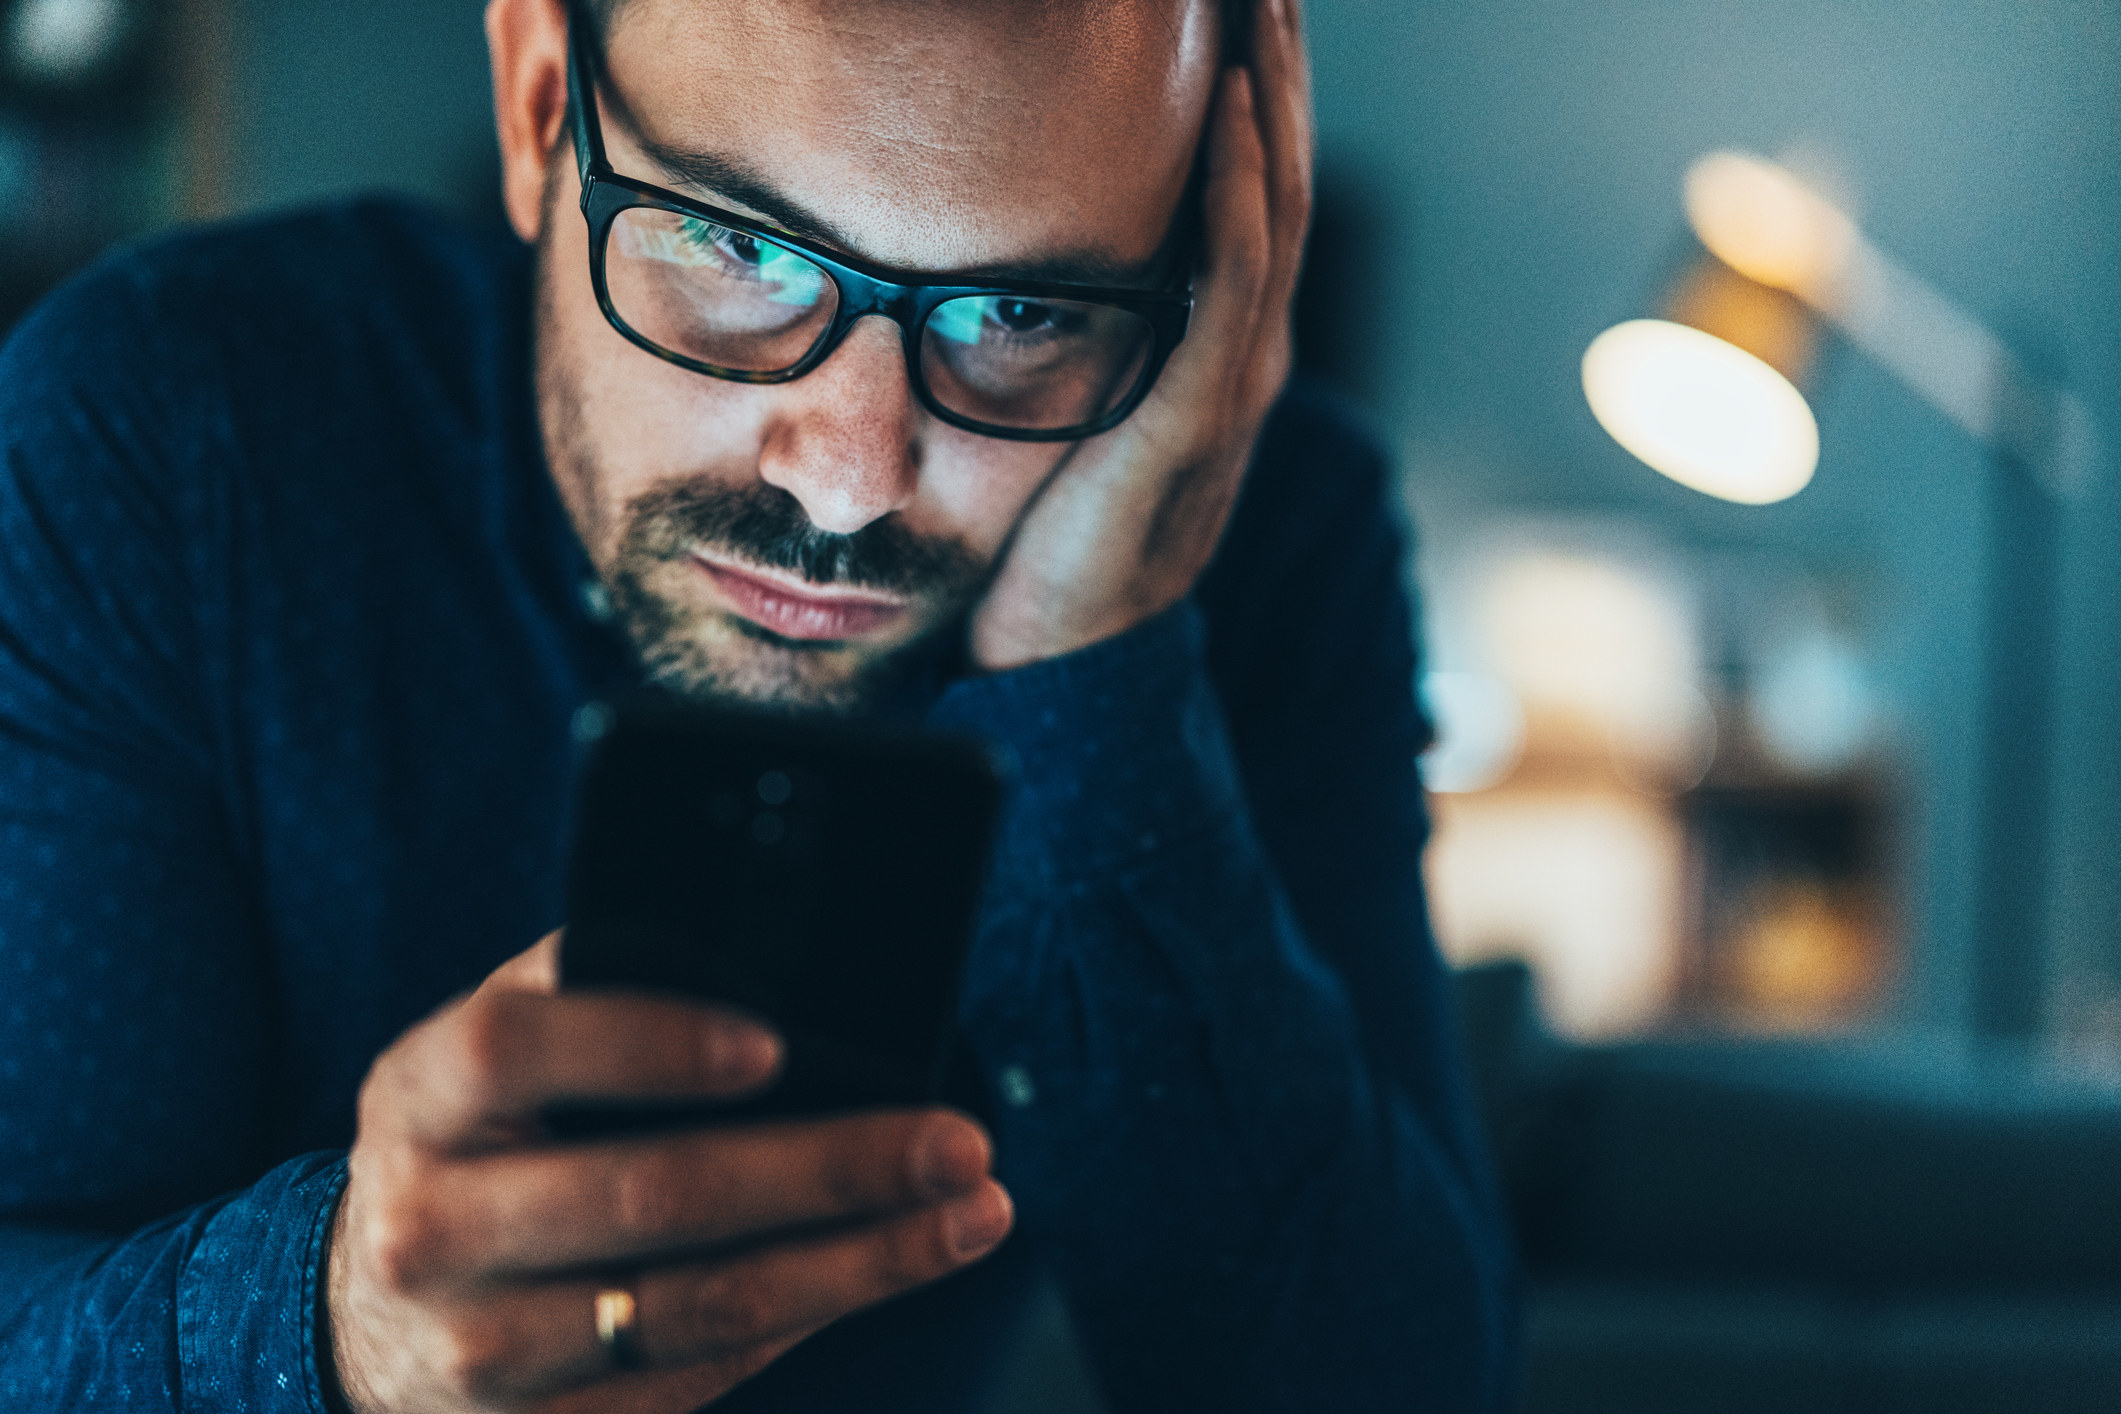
[605,208,836,373]
[920,295,1153,432]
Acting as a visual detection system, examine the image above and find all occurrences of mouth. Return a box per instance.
[687,550,912,642]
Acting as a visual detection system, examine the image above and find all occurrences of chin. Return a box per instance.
[638,609,942,717]
[606,545,970,717]
[644,619,861,712]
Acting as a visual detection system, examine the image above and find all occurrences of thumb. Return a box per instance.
[485,930,563,996]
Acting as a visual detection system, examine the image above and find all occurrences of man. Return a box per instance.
[0,0,1516,1407]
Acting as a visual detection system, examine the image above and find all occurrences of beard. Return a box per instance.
[532,208,990,716]
[603,480,990,714]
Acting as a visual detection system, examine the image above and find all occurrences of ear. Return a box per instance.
[486,0,572,243]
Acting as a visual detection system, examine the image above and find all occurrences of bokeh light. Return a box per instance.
[6,0,129,86]
[1750,629,1875,775]
[1683,150,1856,299]
[1420,671,1527,795]
[1582,318,1820,505]
[1482,549,1708,778]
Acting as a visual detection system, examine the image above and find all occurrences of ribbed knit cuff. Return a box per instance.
[927,601,1245,896]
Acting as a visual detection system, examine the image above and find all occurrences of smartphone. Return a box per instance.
[550,698,1004,1135]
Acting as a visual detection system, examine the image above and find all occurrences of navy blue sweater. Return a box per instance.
[0,202,1515,1411]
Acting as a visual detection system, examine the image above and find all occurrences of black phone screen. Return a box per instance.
[555,700,1003,1131]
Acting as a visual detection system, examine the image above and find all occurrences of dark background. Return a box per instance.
[3,2,2119,1410]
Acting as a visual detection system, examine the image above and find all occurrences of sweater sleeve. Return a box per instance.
[927,400,1519,1411]
[0,257,346,1411]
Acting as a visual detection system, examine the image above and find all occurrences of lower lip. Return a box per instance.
[690,557,908,641]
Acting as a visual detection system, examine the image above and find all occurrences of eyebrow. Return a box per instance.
[613,113,1167,290]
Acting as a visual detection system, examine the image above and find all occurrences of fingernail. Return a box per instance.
[913,1118,991,1198]
[944,1183,1013,1261]
[715,1022,782,1085]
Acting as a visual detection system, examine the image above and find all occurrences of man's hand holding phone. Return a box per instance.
[326,934,1013,1414]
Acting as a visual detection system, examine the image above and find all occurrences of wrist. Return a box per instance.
[932,600,1245,886]
[320,1186,382,1414]
[968,581,1188,673]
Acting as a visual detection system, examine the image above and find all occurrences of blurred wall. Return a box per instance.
[1303,0,2120,1038]
[224,0,496,219]
[211,0,2121,1039]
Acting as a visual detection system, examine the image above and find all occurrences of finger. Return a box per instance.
[1184,67,1272,365]
[1248,0,1314,296]
[487,930,563,995]
[402,1299,807,1412]
[376,987,782,1150]
[538,1341,805,1414]
[408,1108,994,1279]
[447,1179,1013,1397]
[629,1177,1011,1364]
[1260,0,1315,185]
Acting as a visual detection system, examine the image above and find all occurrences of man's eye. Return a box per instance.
[990,299,1057,333]
[635,218,794,277]
[928,297,1067,345]
[622,217,825,307]
[690,223,768,268]
[674,220,761,267]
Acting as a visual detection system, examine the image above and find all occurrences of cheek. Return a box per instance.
[579,347,770,490]
[905,433,1070,562]
[543,217,773,548]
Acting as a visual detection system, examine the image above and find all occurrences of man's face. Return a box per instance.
[531,0,1218,711]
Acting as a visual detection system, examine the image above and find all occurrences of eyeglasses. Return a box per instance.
[563,10,1194,442]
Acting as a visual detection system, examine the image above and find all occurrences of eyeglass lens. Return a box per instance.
[921,295,1155,432]
[603,209,1157,434]
[608,208,841,375]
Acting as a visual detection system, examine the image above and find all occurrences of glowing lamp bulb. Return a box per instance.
[1582,319,1819,505]
[1684,151,1856,300]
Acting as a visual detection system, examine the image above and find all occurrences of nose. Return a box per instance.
[756,316,920,535]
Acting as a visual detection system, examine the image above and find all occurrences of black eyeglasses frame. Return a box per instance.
[563,9,1195,443]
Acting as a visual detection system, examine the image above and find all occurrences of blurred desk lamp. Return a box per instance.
[1585,151,2089,506]
[1583,152,2095,1037]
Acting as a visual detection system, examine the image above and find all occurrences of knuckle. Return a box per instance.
[676,1014,732,1089]
[448,994,520,1099]
[902,1211,963,1283]
[431,1314,516,1401]
[352,1072,393,1138]
[818,1143,885,1214]
[863,1211,955,1296]
[824,1114,925,1211]
[365,1191,448,1292]
[355,1044,417,1134]
[683,1267,779,1351]
[611,1148,694,1244]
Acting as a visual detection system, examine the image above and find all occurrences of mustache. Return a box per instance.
[621,482,985,596]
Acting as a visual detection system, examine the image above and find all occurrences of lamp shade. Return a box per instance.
[1594,149,1841,508]
[1583,317,1819,505]
[1586,155,1831,507]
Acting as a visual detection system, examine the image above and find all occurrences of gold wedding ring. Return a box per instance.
[595,1285,644,1370]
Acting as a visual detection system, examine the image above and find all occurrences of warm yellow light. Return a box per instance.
[1582,319,1819,505]
[1484,554,1692,741]
[1683,151,1855,301]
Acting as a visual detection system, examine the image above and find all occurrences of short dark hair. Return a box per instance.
[575,0,1249,64]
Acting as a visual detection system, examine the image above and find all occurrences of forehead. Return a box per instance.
[601,0,1220,274]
